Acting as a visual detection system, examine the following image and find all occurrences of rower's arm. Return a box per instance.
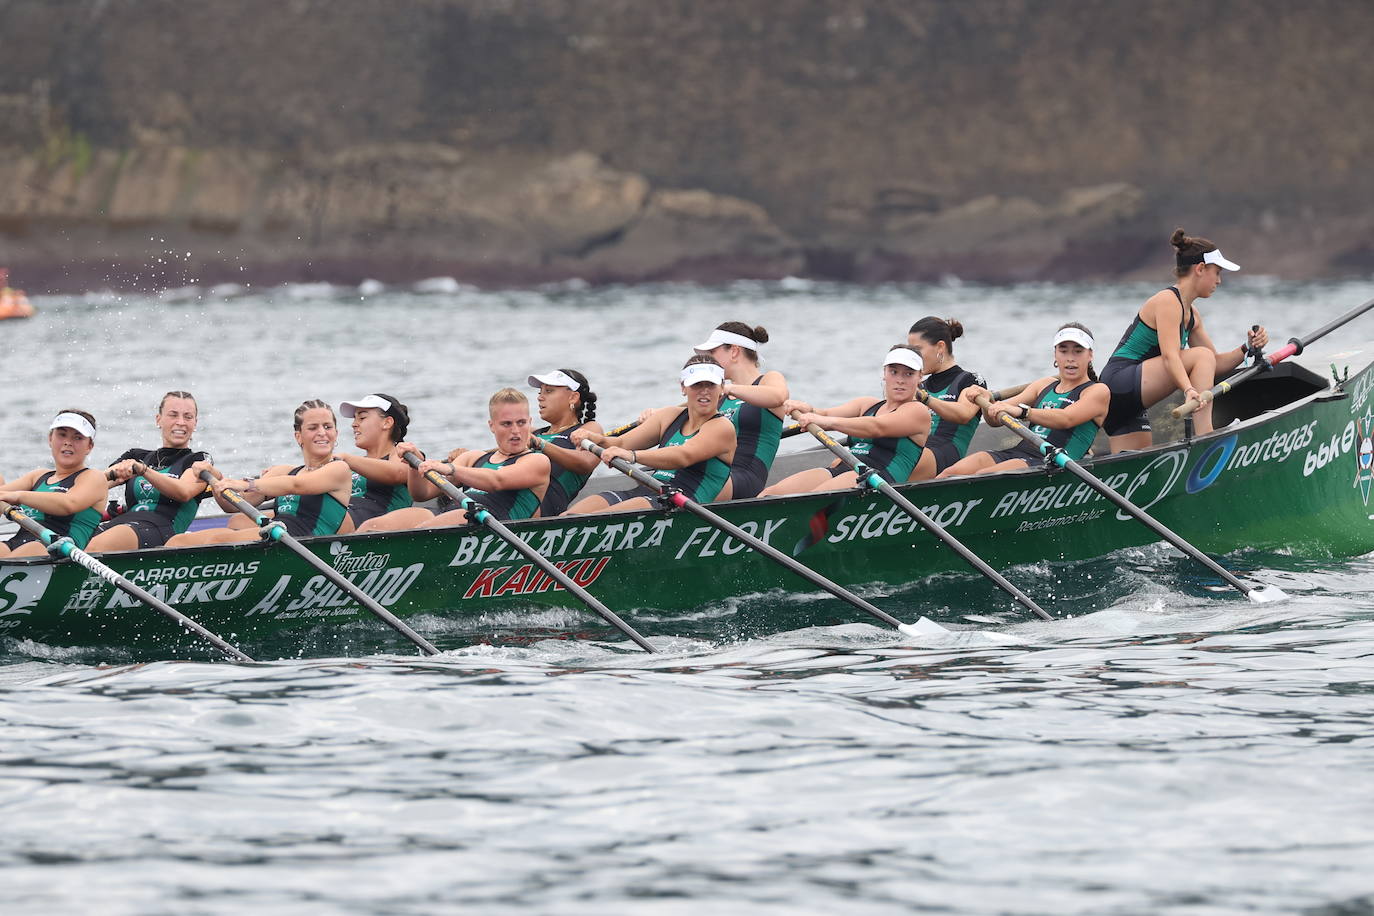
[535,422,603,475]
[636,416,735,469]
[447,453,550,492]
[597,409,672,450]
[1024,383,1111,429]
[1152,293,1194,394]
[0,468,105,515]
[253,460,351,497]
[132,455,212,504]
[819,401,930,440]
[337,451,408,486]
[723,371,789,413]
[923,386,980,424]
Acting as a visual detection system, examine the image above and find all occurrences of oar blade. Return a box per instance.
[1245,584,1289,604]
[897,616,951,637]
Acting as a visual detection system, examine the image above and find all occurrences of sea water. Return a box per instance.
[2,277,1373,913]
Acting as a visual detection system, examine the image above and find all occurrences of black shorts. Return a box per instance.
[95,513,175,549]
[592,484,659,507]
[729,456,770,500]
[1100,359,1151,437]
[827,460,896,484]
[926,440,963,474]
[985,443,1041,466]
[4,529,39,552]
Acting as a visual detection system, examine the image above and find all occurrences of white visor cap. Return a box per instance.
[1203,248,1240,271]
[49,412,96,439]
[681,362,727,387]
[1053,327,1095,350]
[340,395,393,418]
[693,329,763,353]
[527,370,583,391]
[883,348,923,371]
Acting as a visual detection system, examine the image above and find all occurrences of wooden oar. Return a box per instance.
[972,395,1285,603]
[401,452,656,653]
[578,440,944,636]
[201,471,440,655]
[788,410,1052,621]
[0,500,253,662]
[1174,297,1374,417]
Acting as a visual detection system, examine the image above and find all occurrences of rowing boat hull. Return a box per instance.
[4,341,1374,657]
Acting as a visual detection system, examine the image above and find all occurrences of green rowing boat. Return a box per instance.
[3,338,1373,657]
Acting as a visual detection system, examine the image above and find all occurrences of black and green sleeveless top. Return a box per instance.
[535,422,592,516]
[847,401,924,481]
[1028,381,1101,460]
[465,451,542,521]
[113,446,211,535]
[650,409,732,503]
[347,454,413,525]
[18,470,104,548]
[1108,287,1196,364]
[919,365,984,459]
[274,464,349,537]
[718,374,783,495]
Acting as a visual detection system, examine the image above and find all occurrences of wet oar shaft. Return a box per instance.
[973,395,1260,598]
[0,501,253,662]
[791,413,1051,621]
[579,440,911,630]
[403,452,655,652]
[203,472,439,655]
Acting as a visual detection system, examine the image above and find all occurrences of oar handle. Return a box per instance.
[0,499,253,661]
[401,451,655,652]
[200,470,440,655]
[578,438,914,631]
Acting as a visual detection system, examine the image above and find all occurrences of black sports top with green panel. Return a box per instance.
[1028,381,1100,460]
[718,375,783,499]
[1108,287,1196,365]
[15,470,104,547]
[274,464,349,537]
[535,423,592,516]
[649,409,732,503]
[919,365,984,470]
[346,454,413,525]
[465,451,542,521]
[113,447,211,535]
[845,401,924,483]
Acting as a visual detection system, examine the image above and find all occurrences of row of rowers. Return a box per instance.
[0,227,1266,557]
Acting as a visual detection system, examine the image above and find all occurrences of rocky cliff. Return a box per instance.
[2,0,1372,290]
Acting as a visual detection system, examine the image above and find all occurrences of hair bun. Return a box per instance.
[945,318,964,341]
[751,325,770,344]
[1171,227,1189,249]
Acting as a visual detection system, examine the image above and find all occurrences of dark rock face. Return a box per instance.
[2,0,1372,290]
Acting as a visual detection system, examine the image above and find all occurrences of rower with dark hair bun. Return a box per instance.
[1100,227,1268,452]
[527,368,604,516]
[336,393,414,530]
[906,316,986,477]
[691,321,788,499]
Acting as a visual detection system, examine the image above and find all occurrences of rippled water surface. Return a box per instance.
[3,278,1374,912]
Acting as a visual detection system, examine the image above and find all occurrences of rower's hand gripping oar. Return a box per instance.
[973,396,1285,603]
[788,410,1053,621]
[1175,296,1374,418]
[780,383,1034,440]
[201,470,440,655]
[0,500,253,661]
[579,439,946,636]
[401,452,656,653]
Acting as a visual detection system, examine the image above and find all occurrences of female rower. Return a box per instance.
[565,356,736,514]
[907,316,985,477]
[0,410,107,557]
[1100,228,1267,451]
[528,369,603,516]
[761,346,931,495]
[938,323,1109,477]
[693,322,788,499]
[166,400,352,545]
[87,391,211,551]
[335,393,413,532]
[359,388,551,530]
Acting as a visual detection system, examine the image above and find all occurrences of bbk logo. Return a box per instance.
[1303,421,1358,477]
